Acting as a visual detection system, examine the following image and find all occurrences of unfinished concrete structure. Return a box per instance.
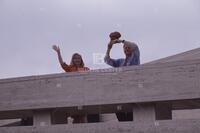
[0,48,200,132]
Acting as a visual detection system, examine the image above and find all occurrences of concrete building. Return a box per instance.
[0,47,200,132]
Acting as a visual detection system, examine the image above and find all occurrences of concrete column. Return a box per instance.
[133,103,156,122]
[33,110,51,126]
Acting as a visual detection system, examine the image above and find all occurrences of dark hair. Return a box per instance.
[70,53,85,67]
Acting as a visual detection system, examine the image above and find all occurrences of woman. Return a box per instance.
[52,45,99,124]
[52,45,89,123]
[52,45,89,72]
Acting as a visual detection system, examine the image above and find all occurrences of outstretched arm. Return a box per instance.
[52,45,64,65]
[104,40,121,67]
[104,41,112,62]
[104,40,120,62]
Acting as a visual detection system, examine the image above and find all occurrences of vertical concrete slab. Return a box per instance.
[133,103,156,122]
[133,103,156,133]
[33,110,51,126]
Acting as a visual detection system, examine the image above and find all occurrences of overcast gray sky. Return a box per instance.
[0,0,200,79]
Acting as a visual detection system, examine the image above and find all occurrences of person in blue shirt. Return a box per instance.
[104,32,140,67]
[104,31,140,121]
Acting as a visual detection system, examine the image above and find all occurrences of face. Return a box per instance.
[123,45,133,56]
[73,54,82,66]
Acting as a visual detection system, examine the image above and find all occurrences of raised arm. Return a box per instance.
[52,45,64,65]
[104,41,112,62]
[104,40,122,67]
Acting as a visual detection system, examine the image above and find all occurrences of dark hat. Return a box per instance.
[109,31,121,40]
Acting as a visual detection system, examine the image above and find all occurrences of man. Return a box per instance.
[104,31,140,121]
[104,32,140,67]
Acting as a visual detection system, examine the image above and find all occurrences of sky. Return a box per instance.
[0,0,200,79]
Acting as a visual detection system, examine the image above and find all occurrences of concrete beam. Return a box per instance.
[0,120,199,133]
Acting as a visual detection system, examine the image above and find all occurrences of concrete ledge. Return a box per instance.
[0,119,199,133]
[0,59,200,111]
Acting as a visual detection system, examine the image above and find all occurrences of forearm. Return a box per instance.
[106,47,111,57]
[57,51,64,65]
[104,46,112,62]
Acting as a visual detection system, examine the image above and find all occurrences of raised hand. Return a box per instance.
[52,45,64,65]
[52,45,60,53]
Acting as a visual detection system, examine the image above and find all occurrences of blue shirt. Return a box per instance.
[105,42,140,67]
